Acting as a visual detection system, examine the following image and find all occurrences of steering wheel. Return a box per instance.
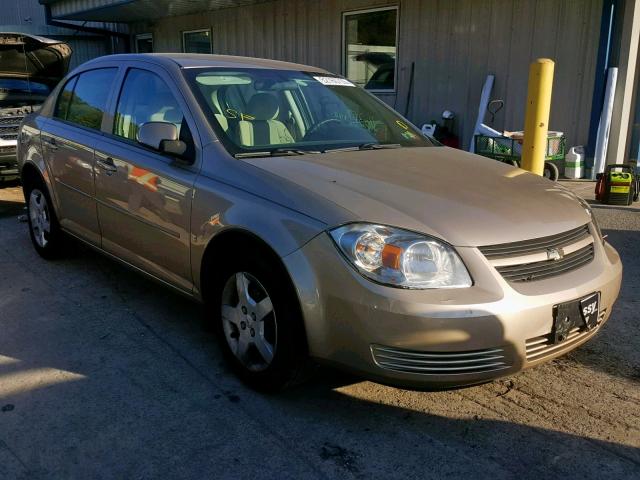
[304,118,345,139]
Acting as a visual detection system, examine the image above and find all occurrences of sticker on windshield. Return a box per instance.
[313,76,356,87]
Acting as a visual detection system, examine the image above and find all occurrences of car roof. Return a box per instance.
[83,53,330,74]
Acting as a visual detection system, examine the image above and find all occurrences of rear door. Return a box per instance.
[41,68,118,245]
[94,65,200,292]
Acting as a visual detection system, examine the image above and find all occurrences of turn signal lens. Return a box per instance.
[329,223,472,289]
[381,244,402,269]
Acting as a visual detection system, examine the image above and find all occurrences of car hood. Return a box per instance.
[0,33,71,89]
[244,147,591,247]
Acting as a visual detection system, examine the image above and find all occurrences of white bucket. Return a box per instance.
[564,146,585,179]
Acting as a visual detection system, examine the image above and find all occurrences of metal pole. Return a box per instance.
[521,59,555,176]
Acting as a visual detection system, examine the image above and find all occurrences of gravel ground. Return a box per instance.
[0,180,638,480]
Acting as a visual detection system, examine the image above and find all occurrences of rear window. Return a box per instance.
[57,68,117,130]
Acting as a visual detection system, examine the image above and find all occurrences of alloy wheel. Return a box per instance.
[221,272,277,372]
[29,189,51,248]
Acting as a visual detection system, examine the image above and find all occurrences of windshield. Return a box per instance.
[185,68,433,156]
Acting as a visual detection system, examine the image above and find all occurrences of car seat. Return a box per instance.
[237,93,295,147]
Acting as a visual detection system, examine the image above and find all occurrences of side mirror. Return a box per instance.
[138,122,192,163]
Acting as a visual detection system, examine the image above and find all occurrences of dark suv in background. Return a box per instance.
[0,33,71,185]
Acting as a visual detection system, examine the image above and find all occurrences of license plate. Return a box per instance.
[552,292,600,344]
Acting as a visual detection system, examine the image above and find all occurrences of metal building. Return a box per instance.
[37,0,640,166]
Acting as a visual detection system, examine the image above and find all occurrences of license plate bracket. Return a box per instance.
[552,292,600,344]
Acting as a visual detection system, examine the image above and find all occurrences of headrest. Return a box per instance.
[246,93,279,121]
[162,107,183,124]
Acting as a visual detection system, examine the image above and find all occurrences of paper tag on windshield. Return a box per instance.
[313,76,356,87]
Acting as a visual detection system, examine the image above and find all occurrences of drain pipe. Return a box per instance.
[42,3,130,51]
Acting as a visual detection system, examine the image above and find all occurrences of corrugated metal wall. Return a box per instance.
[64,37,110,69]
[131,0,602,148]
[3,0,47,24]
[49,0,118,17]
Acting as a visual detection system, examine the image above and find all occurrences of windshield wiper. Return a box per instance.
[234,148,320,159]
[360,142,402,150]
[323,143,402,153]
[235,144,401,158]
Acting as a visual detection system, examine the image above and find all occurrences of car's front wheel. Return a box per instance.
[25,183,65,259]
[211,251,309,391]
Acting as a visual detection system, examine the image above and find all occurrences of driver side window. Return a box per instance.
[114,68,189,144]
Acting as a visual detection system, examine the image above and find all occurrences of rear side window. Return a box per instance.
[54,76,77,121]
[60,68,117,130]
[113,68,186,142]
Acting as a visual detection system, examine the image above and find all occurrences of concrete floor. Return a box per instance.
[0,180,638,479]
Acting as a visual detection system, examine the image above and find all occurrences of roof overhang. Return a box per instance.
[39,0,273,23]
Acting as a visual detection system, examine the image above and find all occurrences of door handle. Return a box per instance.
[44,137,58,150]
[96,156,117,175]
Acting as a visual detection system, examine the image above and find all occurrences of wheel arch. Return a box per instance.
[199,227,310,354]
[20,161,46,199]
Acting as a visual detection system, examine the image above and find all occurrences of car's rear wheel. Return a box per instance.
[211,251,309,391]
[25,182,65,259]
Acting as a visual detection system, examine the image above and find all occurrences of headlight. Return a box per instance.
[329,223,472,289]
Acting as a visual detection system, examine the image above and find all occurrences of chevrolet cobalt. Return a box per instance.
[18,54,622,390]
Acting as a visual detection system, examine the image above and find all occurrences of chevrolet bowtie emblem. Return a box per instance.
[547,247,564,261]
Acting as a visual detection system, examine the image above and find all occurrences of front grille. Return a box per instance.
[0,145,15,154]
[0,116,22,126]
[0,114,23,141]
[480,225,590,258]
[371,344,510,375]
[525,308,606,362]
[479,224,595,282]
[496,244,594,282]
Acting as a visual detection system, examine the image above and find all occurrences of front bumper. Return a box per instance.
[283,230,622,389]
[0,144,18,182]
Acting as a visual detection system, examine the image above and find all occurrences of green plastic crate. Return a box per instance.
[474,134,566,165]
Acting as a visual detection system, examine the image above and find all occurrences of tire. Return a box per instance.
[209,250,310,391]
[24,180,65,259]
[543,162,559,181]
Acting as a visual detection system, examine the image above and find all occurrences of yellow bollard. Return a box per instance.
[521,58,555,176]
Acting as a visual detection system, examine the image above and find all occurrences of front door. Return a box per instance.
[94,67,199,292]
[42,68,118,245]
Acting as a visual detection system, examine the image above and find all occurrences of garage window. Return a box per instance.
[343,7,398,92]
[136,33,153,53]
[182,29,212,54]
